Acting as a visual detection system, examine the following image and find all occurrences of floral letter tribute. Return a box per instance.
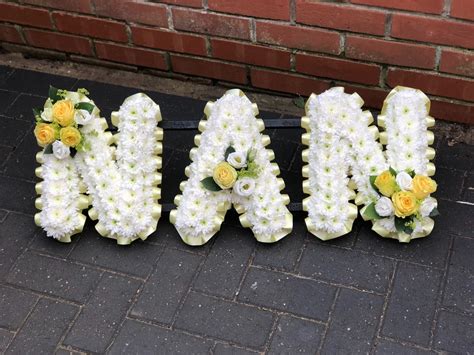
[34,87,163,244]
[170,89,293,246]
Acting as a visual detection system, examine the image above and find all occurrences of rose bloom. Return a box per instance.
[34,123,56,146]
[412,175,437,199]
[213,162,237,189]
[60,126,81,147]
[392,191,418,218]
[374,170,397,197]
[52,99,75,127]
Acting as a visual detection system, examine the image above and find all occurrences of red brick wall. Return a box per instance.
[0,0,473,124]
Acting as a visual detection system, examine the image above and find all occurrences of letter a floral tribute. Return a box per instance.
[33,87,163,244]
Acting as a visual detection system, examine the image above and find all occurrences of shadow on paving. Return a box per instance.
[0,66,473,354]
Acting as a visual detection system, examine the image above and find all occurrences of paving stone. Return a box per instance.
[434,310,474,354]
[462,172,474,203]
[55,348,83,355]
[175,292,274,349]
[382,263,442,345]
[374,339,435,354]
[163,129,198,152]
[443,237,473,313]
[193,225,255,298]
[30,229,79,257]
[0,176,36,214]
[0,66,14,86]
[0,209,7,222]
[3,131,38,181]
[0,213,37,280]
[268,315,324,354]
[64,273,141,353]
[435,199,473,238]
[0,145,13,171]
[321,288,384,354]
[3,69,77,96]
[270,138,299,171]
[109,319,212,354]
[259,110,281,120]
[308,218,361,249]
[355,222,451,268]
[7,250,102,303]
[0,329,13,353]
[161,149,188,204]
[0,285,37,330]
[5,93,46,121]
[239,267,336,321]
[279,169,303,204]
[298,243,394,292]
[0,116,32,147]
[434,167,465,201]
[6,299,77,354]
[131,248,202,324]
[69,224,163,278]
[0,90,18,114]
[213,343,258,355]
[253,212,306,272]
[271,126,304,144]
[149,91,206,121]
[435,139,473,172]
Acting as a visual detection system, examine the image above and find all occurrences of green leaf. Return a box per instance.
[201,177,222,191]
[44,144,53,154]
[247,148,257,162]
[224,146,235,160]
[48,85,61,103]
[429,208,440,217]
[408,170,415,178]
[75,102,95,114]
[362,202,382,220]
[389,166,397,176]
[293,96,305,109]
[32,107,42,121]
[395,216,414,234]
[369,175,379,193]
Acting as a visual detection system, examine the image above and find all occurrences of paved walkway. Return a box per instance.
[0,66,472,354]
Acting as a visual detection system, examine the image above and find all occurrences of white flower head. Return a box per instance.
[41,107,53,122]
[420,197,437,217]
[227,151,247,169]
[375,196,394,217]
[396,171,413,191]
[52,141,70,160]
[233,177,255,197]
[74,109,93,125]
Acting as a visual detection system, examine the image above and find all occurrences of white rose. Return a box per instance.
[233,177,255,197]
[396,171,413,191]
[420,197,437,217]
[375,196,394,217]
[227,151,247,169]
[52,141,70,160]
[74,109,93,125]
[41,107,53,122]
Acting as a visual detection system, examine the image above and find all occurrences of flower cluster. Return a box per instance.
[363,168,438,235]
[33,86,96,160]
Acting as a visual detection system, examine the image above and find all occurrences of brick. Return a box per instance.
[430,99,474,125]
[109,319,212,353]
[132,26,207,56]
[443,237,473,314]
[450,0,474,21]
[382,263,442,345]
[321,288,384,354]
[0,3,52,29]
[351,0,444,14]
[239,267,336,320]
[214,343,258,355]
[208,0,290,20]
[193,226,254,298]
[64,274,141,353]
[346,36,436,70]
[345,85,388,109]
[296,0,386,36]
[434,311,474,353]
[211,39,291,70]
[0,286,37,330]
[296,53,381,85]
[175,292,274,348]
[7,250,102,303]
[439,49,474,78]
[391,13,474,49]
[0,24,23,44]
[386,68,474,102]
[24,29,93,56]
[251,68,330,96]
[93,0,168,27]
[53,12,128,42]
[131,248,202,324]
[23,0,92,13]
[6,299,78,354]
[0,176,35,215]
[173,8,251,40]
[171,55,247,84]
[95,42,167,70]
[256,22,340,54]
[269,315,324,353]
[375,339,436,354]
[159,0,202,7]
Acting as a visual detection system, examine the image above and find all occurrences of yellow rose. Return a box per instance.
[34,123,57,146]
[60,126,81,147]
[374,170,397,197]
[392,191,418,218]
[52,99,75,126]
[213,162,237,189]
[412,175,437,199]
